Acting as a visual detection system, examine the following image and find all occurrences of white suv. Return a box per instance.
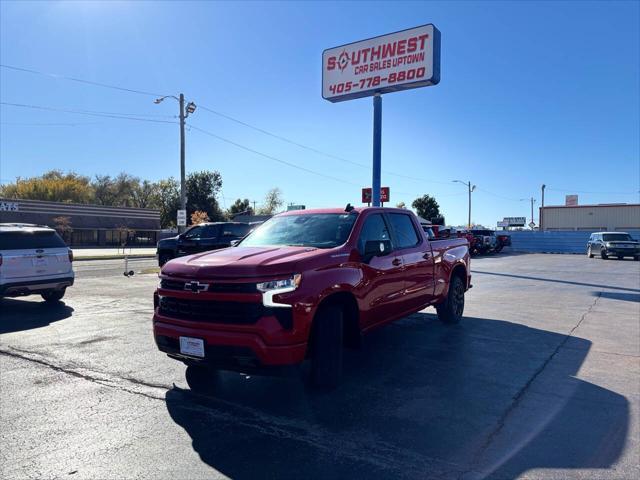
[0,223,74,302]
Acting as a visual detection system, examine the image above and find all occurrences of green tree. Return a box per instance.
[412,194,441,222]
[0,170,93,203]
[258,188,283,215]
[156,178,180,228]
[133,180,160,209]
[92,175,118,206]
[227,198,252,218]
[185,170,224,223]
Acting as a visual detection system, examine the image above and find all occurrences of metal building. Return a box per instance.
[0,198,161,246]
[540,203,640,231]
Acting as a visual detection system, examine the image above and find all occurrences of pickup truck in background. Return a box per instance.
[156,222,254,266]
[469,229,498,255]
[153,207,471,388]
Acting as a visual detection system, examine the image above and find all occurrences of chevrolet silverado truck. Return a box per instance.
[153,207,471,388]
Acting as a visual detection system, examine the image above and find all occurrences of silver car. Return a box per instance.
[0,223,74,302]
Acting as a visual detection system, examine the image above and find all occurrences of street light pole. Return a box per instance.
[453,180,476,229]
[530,197,537,226]
[179,93,186,231]
[540,184,546,231]
[155,93,196,233]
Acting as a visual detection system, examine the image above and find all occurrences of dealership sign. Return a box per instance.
[362,187,390,203]
[322,24,441,102]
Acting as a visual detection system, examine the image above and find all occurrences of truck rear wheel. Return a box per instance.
[311,303,344,389]
[436,276,465,324]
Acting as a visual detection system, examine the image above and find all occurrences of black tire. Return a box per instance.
[41,288,65,303]
[601,249,608,260]
[587,247,594,258]
[617,256,624,260]
[436,276,465,324]
[185,365,217,394]
[634,256,639,261]
[310,303,344,389]
[494,246,503,253]
[158,252,173,267]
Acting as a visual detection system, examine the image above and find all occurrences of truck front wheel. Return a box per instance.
[436,276,465,324]
[158,252,173,267]
[310,303,344,389]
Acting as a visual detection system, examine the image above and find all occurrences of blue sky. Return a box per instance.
[1,0,638,226]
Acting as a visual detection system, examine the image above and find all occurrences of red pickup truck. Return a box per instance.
[153,207,471,388]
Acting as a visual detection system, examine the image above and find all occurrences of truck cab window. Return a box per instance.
[357,214,391,254]
[388,213,421,249]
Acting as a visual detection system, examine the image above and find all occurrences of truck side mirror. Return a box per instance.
[363,240,392,263]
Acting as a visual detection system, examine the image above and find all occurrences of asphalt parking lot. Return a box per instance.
[1,253,639,480]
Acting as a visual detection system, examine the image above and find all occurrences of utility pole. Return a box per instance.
[179,94,186,232]
[530,197,537,226]
[252,200,257,213]
[540,184,546,231]
[154,94,196,233]
[453,180,476,229]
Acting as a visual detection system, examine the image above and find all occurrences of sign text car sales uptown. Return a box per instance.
[322,24,441,102]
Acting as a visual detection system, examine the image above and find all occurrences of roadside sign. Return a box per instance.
[177,209,187,227]
[565,195,578,206]
[0,201,19,211]
[322,24,441,102]
[287,204,306,211]
[362,187,390,203]
[529,221,536,229]
[497,221,509,228]
[503,217,526,227]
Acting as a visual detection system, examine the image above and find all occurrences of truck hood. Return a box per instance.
[157,236,178,248]
[161,245,328,278]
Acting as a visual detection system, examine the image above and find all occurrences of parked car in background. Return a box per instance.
[0,223,74,302]
[157,222,253,266]
[495,233,512,252]
[153,207,472,388]
[587,232,640,260]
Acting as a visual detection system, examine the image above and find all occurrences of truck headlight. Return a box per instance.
[258,274,302,308]
[257,274,302,293]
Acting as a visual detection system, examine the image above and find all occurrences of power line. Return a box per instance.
[187,122,362,187]
[1,121,103,126]
[0,64,167,98]
[1,102,178,124]
[198,104,453,186]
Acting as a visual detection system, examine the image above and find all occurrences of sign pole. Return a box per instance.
[372,93,382,207]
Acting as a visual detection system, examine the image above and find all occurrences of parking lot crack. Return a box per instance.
[461,292,602,479]
[0,347,168,402]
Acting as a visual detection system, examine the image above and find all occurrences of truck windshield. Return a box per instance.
[240,213,358,249]
[603,233,633,242]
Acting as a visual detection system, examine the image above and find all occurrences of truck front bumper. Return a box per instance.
[153,315,308,372]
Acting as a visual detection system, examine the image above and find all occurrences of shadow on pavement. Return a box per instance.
[594,291,640,303]
[165,314,629,479]
[473,270,640,293]
[0,298,74,334]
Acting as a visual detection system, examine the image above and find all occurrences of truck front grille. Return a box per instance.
[159,297,263,324]
[160,279,258,293]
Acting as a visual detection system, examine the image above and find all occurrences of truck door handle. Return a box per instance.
[392,258,402,266]
[423,252,431,259]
